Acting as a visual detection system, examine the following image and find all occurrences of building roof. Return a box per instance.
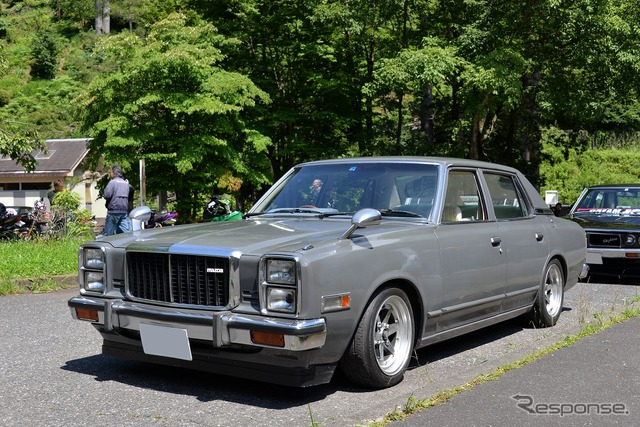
[0,138,91,179]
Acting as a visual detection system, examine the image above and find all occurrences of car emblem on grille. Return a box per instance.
[207,267,224,273]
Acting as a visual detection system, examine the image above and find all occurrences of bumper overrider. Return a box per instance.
[68,296,331,386]
[580,262,589,279]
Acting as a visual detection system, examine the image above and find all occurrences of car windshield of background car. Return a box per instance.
[575,188,640,216]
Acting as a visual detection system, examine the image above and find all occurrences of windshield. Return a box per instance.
[251,162,440,219]
[574,188,640,215]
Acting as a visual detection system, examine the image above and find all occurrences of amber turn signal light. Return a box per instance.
[250,330,285,347]
[76,308,99,321]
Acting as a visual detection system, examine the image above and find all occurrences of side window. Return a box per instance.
[483,173,527,219]
[442,170,486,222]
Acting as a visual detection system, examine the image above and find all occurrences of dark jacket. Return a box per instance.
[104,177,132,214]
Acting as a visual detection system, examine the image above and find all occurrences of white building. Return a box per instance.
[0,138,107,218]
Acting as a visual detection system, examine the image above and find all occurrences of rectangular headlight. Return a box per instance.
[84,248,104,269]
[266,287,296,313]
[266,259,296,285]
[84,271,105,292]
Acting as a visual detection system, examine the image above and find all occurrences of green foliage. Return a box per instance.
[77,13,272,220]
[0,126,45,171]
[540,126,640,203]
[1,0,640,211]
[50,189,94,238]
[51,188,81,211]
[30,28,59,79]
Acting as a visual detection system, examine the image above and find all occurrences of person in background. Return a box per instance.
[47,179,64,206]
[553,202,563,216]
[103,164,133,236]
[307,178,323,204]
[311,179,322,195]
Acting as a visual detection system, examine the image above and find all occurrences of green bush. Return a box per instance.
[540,126,640,204]
[30,28,59,79]
[50,189,95,239]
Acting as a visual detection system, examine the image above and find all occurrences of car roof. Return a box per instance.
[585,184,640,189]
[296,156,521,173]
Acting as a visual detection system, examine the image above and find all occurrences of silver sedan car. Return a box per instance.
[68,157,588,388]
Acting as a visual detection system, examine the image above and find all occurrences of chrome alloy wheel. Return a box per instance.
[372,295,413,376]
[544,262,563,317]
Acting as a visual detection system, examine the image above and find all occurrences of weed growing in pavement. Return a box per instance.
[308,404,331,427]
[577,292,590,325]
[412,350,433,383]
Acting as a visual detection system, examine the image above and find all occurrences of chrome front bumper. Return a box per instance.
[68,296,326,351]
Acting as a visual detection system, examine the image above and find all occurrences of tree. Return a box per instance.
[30,29,59,79]
[95,0,110,34]
[0,127,46,172]
[77,13,272,220]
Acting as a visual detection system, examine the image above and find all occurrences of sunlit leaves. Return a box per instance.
[77,12,271,220]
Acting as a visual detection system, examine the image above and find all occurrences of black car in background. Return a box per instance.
[568,185,640,277]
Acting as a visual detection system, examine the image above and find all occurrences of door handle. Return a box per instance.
[490,236,501,246]
[535,233,544,242]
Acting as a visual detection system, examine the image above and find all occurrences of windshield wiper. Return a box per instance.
[318,211,353,218]
[379,209,424,218]
[244,208,324,218]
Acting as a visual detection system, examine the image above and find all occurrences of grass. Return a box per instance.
[0,237,85,295]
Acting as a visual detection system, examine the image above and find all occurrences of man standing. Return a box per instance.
[103,164,133,236]
[47,179,65,206]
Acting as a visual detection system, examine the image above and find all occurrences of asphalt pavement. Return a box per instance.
[1,282,639,426]
[391,314,640,426]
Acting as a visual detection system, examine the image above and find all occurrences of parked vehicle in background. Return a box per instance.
[145,210,178,228]
[202,195,243,222]
[68,157,588,389]
[19,198,50,240]
[568,184,640,277]
[0,203,23,239]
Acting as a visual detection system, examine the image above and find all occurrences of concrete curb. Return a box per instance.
[12,274,78,289]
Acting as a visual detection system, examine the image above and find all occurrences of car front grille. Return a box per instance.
[126,252,229,307]
[588,232,621,248]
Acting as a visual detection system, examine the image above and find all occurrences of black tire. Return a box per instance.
[340,287,414,388]
[530,259,565,327]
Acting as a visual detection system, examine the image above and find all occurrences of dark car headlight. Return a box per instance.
[624,234,638,247]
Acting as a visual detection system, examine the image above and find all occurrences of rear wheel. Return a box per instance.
[340,287,414,388]
[531,259,564,327]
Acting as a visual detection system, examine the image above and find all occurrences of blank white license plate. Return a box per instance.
[140,323,193,361]
[586,252,603,265]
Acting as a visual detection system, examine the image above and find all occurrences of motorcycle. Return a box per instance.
[0,203,23,240]
[203,195,243,222]
[145,210,178,228]
[19,198,50,239]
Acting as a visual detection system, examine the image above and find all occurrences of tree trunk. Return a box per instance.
[395,93,404,154]
[420,84,434,143]
[95,0,110,35]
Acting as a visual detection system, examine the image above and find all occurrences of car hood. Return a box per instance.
[96,217,370,254]
[568,212,640,230]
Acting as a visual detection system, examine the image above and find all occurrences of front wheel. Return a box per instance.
[530,259,565,327]
[340,287,414,388]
